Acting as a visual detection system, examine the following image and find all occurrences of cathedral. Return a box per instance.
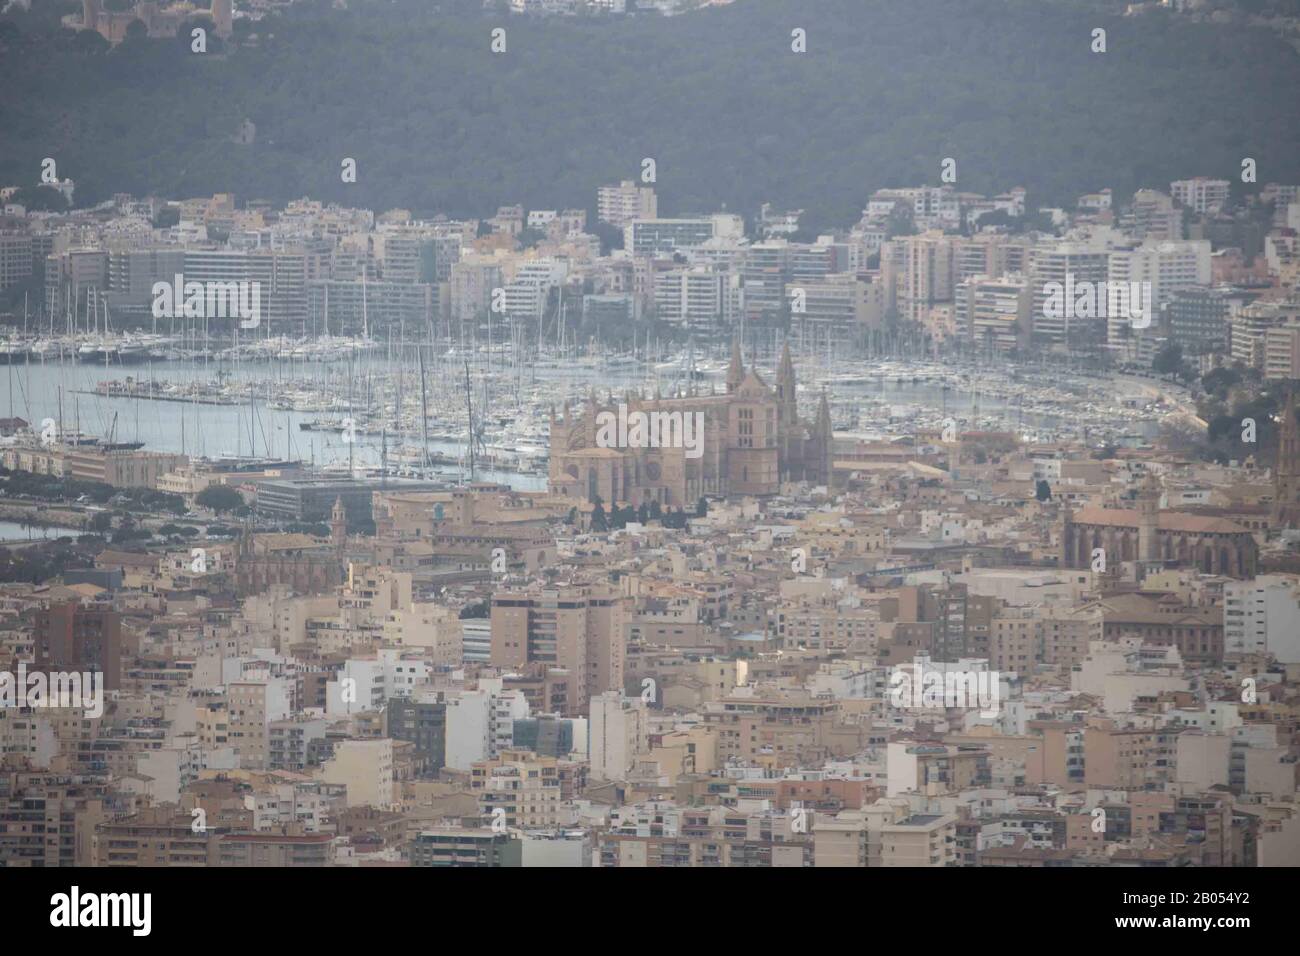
[1061,475,1259,579]
[231,499,347,597]
[548,341,833,507]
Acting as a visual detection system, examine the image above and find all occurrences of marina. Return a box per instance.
[4,333,1180,491]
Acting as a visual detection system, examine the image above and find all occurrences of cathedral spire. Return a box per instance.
[778,339,795,387]
[726,336,744,393]
[777,338,797,415]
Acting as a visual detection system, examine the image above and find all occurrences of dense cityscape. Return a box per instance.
[0,2,1297,909]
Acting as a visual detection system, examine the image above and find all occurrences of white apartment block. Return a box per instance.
[1028,242,1109,343]
[653,266,726,328]
[589,691,646,782]
[502,259,567,320]
[1224,576,1300,663]
[1106,239,1211,350]
[445,690,492,770]
[1171,177,1230,215]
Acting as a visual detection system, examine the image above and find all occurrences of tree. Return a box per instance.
[516,227,546,250]
[1153,343,1186,378]
[153,206,180,228]
[1035,479,1051,502]
[122,18,148,45]
[590,502,608,532]
[196,485,243,514]
[13,186,69,213]
[70,28,109,55]
[459,600,489,619]
[695,497,709,517]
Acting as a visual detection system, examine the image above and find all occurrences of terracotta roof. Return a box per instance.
[1071,506,1248,534]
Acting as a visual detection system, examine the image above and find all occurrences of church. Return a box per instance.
[1061,475,1259,579]
[547,341,833,507]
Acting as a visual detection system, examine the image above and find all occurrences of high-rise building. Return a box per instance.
[490,584,626,715]
[624,219,716,257]
[387,696,447,775]
[1171,178,1230,216]
[597,181,657,228]
[954,274,1031,354]
[1166,286,1242,355]
[1223,576,1300,662]
[1028,242,1109,345]
[33,602,122,691]
[653,265,727,329]
[1106,240,1212,353]
[1263,321,1300,381]
[472,749,563,828]
[1232,301,1300,369]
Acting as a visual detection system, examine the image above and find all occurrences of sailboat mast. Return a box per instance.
[464,357,475,482]
[418,341,430,474]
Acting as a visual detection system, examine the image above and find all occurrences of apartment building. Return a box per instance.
[1084,724,1179,789]
[954,274,1031,354]
[597,180,657,227]
[95,809,223,866]
[624,218,717,257]
[1230,300,1300,368]
[1223,575,1300,662]
[226,680,291,770]
[880,813,957,867]
[490,584,627,714]
[589,691,647,782]
[1171,177,1230,215]
[1029,242,1109,344]
[408,828,521,867]
[34,601,122,691]
[471,749,563,828]
[218,831,333,867]
[319,738,394,809]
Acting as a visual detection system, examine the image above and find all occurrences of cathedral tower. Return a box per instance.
[1273,387,1300,529]
[1138,473,1161,563]
[330,496,347,553]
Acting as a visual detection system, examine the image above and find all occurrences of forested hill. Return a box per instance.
[2,0,1299,231]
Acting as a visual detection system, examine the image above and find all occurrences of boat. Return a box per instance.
[0,339,30,364]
